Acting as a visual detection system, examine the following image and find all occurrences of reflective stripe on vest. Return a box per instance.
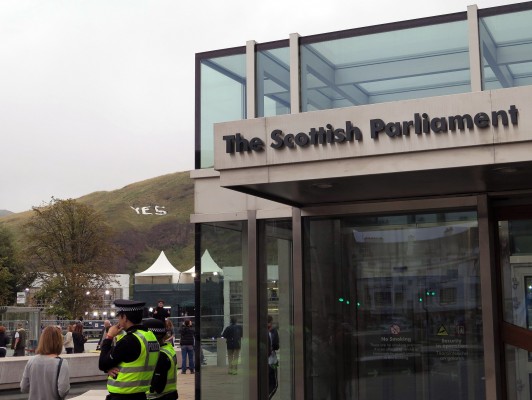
[107,330,160,394]
[147,343,177,399]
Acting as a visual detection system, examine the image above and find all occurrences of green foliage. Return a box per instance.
[0,224,31,305]
[0,265,14,305]
[24,198,120,319]
[0,171,196,276]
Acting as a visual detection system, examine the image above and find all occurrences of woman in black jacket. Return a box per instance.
[179,320,195,374]
[0,325,10,357]
[72,322,87,353]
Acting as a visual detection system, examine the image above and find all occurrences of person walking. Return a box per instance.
[0,325,10,357]
[13,323,26,356]
[72,323,87,353]
[221,317,243,375]
[99,300,160,400]
[143,318,178,400]
[63,325,74,354]
[179,319,195,374]
[20,326,70,400]
[268,315,280,399]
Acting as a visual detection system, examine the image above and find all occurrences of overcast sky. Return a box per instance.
[0,0,523,212]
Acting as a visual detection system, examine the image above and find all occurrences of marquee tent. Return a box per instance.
[181,250,223,283]
[135,251,181,284]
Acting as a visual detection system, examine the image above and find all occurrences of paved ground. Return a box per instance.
[0,365,252,400]
[1,370,196,400]
[67,367,245,400]
[69,365,248,400]
[1,340,241,400]
[70,371,196,399]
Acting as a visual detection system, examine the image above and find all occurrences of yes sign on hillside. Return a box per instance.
[131,206,167,215]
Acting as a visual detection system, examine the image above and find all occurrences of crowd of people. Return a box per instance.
[5,299,182,400]
[0,298,282,400]
[0,323,27,357]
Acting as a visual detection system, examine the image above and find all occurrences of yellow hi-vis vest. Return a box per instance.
[147,343,178,399]
[107,329,160,394]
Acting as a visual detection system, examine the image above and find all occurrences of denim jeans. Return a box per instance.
[181,345,195,372]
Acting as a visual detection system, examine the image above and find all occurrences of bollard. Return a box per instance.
[216,338,226,367]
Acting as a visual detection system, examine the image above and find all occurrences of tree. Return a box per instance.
[0,224,32,305]
[24,198,119,319]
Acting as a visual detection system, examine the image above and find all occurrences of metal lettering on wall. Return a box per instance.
[222,105,519,154]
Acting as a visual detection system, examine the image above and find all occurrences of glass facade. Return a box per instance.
[304,211,483,400]
[260,219,294,400]
[257,47,291,117]
[480,10,532,90]
[196,4,532,170]
[499,217,532,400]
[200,53,246,168]
[194,3,532,399]
[301,20,470,111]
[199,222,247,399]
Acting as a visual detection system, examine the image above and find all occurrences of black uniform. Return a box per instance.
[99,325,145,372]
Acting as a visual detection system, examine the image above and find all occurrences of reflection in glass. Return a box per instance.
[304,211,483,400]
[480,10,532,90]
[499,217,532,400]
[261,219,293,400]
[200,222,247,399]
[200,53,246,168]
[505,344,532,400]
[499,219,532,327]
[257,48,290,117]
[300,20,470,111]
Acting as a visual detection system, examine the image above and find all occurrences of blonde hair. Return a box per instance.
[36,326,63,356]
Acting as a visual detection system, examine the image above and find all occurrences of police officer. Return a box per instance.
[99,300,160,400]
[143,318,178,400]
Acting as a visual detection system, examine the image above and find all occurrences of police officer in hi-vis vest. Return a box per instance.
[142,318,178,400]
[99,300,160,400]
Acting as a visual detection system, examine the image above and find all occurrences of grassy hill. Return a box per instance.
[0,170,195,275]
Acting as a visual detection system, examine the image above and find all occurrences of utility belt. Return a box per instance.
[105,393,147,400]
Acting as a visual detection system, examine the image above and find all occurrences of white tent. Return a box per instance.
[135,251,181,284]
[182,250,223,283]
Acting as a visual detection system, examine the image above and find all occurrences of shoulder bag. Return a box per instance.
[56,357,64,400]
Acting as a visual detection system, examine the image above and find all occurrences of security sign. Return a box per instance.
[16,292,26,304]
[437,325,449,336]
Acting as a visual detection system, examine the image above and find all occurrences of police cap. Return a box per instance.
[114,299,146,313]
[142,318,166,336]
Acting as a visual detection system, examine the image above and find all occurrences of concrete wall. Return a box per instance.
[0,353,106,390]
[0,349,181,390]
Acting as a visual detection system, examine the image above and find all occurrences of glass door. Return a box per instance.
[497,207,532,400]
[304,210,485,400]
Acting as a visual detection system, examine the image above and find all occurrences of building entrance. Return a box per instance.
[496,205,532,400]
[304,209,485,400]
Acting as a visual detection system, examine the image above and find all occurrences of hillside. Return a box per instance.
[0,170,195,274]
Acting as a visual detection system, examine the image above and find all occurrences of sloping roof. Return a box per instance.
[183,249,223,275]
[135,251,181,277]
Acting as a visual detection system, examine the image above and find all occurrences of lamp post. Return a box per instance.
[103,289,113,319]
